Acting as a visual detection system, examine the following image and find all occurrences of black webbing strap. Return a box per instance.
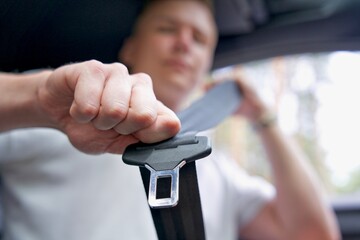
[140,162,205,240]
[125,81,242,240]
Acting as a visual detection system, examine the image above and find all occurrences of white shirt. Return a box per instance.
[0,128,274,240]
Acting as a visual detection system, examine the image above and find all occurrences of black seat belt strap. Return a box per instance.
[123,81,242,240]
[140,162,205,239]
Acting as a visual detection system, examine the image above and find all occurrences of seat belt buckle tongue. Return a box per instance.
[122,135,211,209]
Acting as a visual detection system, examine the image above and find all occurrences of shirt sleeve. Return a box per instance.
[0,132,12,162]
[218,151,275,228]
[0,128,66,163]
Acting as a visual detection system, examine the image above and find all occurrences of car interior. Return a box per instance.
[1,0,360,239]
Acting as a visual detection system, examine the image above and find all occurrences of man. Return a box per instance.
[0,0,339,239]
[119,1,339,239]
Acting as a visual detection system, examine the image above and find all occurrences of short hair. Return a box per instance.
[142,0,214,13]
[133,0,215,34]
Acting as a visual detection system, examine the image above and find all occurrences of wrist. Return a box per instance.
[252,110,277,132]
[33,70,57,128]
[0,70,54,131]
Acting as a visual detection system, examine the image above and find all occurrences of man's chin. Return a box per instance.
[168,74,196,91]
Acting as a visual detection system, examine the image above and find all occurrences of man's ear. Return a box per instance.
[118,37,135,66]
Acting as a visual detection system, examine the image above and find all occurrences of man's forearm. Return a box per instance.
[0,71,53,132]
[259,124,339,239]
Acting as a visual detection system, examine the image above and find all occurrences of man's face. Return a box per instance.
[121,0,217,110]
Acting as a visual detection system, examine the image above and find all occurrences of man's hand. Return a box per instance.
[205,77,271,125]
[229,77,269,122]
[37,60,180,154]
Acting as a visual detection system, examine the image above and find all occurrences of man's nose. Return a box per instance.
[174,29,193,53]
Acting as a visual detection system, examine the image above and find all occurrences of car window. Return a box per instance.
[210,51,360,198]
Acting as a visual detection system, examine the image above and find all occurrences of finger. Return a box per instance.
[65,122,139,154]
[113,73,158,135]
[133,101,181,143]
[68,60,108,123]
[202,81,217,92]
[104,134,140,154]
[92,63,131,130]
[234,76,257,97]
[233,77,270,119]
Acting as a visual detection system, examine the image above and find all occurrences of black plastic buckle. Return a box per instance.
[122,134,211,208]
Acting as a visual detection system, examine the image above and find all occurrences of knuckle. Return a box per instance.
[85,59,103,69]
[103,102,128,121]
[84,60,106,77]
[81,103,99,116]
[111,62,129,74]
[74,102,99,121]
[134,72,152,86]
[132,108,157,127]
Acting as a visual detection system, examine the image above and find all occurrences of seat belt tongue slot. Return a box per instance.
[122,135,212,208]
[145,161,185,209]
